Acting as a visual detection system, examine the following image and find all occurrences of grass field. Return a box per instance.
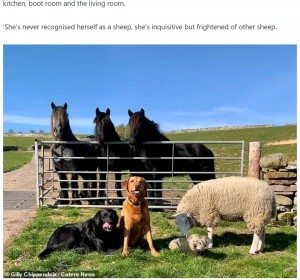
[3,135,51,173]
[3,151,34,173]
[3,125,296,173]
[3,208,297,278]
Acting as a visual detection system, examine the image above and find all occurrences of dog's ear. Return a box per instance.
[113,210,119,225]
[94,210,103,227]
[109,209,119,225]
[144,181,150,197]
[122,178,130,192]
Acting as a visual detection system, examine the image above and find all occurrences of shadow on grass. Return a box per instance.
[153,231,296,256]
[213,231,296,252]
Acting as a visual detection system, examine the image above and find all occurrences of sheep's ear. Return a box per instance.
[167,215,176,220]
[167,213,183,220]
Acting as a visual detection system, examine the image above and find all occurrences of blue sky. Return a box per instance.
[3,45,296,134]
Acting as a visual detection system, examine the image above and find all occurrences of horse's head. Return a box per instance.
[94,107,114,145]
[50,102,69,140]
[128,108,146,152]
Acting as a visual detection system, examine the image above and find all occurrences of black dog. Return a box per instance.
[39,209,122,259]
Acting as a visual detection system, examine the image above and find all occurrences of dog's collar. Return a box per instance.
[127,197,145,206]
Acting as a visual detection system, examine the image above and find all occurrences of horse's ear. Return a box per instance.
[96,107,101,116]
[128,109,133,117]
[140,108,145,116]
[51,102,56,109]
[106,108,110,116]
[63,103,68,110]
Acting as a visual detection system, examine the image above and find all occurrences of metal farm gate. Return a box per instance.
[35,140,245,209]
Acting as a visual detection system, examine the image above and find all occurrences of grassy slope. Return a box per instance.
[167,125,296,160]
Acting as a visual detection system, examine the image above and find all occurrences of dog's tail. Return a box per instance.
[38,248,54,259]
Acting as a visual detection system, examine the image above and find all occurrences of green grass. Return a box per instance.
[3,136,50,151]
[3,135,51,173]
[167,125,296,177]
[3,151,34,173]
[167,124,296,161]
[3,208,297,278]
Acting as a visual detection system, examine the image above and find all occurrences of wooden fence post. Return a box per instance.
[248,142,261,179]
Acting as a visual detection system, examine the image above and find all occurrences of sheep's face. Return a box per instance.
[168,212,192,237]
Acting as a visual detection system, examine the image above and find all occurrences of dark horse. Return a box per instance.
[128,108,216,204]
[51,102,98,205]
[94,107,134,204]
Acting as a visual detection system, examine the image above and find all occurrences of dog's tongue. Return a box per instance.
[134,190,140,195]
[102,222,112,232]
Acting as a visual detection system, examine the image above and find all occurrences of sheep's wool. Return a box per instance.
[177,176,276,234]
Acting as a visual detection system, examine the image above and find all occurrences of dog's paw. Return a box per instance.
[122,250,129,257]
[151,250,160,257]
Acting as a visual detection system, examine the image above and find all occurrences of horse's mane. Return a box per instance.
[149,119,161,131]
[142,115,169,141]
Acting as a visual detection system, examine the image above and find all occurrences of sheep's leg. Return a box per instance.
[249,233,261,254]
[206,227,213,248]
[257,229,265,252]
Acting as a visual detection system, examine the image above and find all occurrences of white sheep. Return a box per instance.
[169,234,209,255]
[168,176,277,255]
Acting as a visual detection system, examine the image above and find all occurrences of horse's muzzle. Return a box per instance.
[128,138,137,149]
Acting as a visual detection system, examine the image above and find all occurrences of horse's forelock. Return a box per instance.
[94,111,117,142]
[51,105,69,133]
[93,114,100,125]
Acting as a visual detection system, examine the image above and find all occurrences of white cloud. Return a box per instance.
[167,106,249,118]
[4,115,49,126]
[4,114,93,128]
[211,106,248,114]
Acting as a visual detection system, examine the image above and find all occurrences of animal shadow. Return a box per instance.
[213,231,296,253]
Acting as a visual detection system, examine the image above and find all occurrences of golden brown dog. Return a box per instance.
[118,176,159,257]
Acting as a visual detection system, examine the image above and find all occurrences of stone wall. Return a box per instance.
[260,153,297,225]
